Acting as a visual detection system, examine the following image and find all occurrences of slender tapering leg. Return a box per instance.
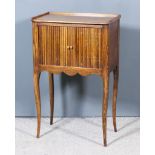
[102,71,110,146]
[33,71,41,138]
[48,73,54,125]
[112,66,119,132]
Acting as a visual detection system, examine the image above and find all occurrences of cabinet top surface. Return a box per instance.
[32,12,121,25]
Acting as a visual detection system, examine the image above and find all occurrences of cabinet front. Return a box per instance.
[38,25,103,69]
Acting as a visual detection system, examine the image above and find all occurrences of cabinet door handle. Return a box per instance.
[67,46,73,50]
[69,46,73,49]
[67,46,70,49]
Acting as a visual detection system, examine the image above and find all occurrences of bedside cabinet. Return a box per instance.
[32,12,121,146]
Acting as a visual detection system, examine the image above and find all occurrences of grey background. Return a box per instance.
[15,0,140,117]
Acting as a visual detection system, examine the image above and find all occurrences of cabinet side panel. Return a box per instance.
[109,20,120,69]
[101,25,109,69]
[32,22,39,71]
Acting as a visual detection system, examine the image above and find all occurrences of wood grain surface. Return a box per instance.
[32,12,121,25]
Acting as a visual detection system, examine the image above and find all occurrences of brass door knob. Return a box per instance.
[69,46,73,49]
[67,46,70,49]
[67,46,73,50]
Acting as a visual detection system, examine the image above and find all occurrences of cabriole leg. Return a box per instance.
[102,71,110,146]
[33,71,41,138]
[48,73,54,125]
[112,66,119,132]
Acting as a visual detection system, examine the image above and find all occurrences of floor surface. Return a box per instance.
[15,117,140,155]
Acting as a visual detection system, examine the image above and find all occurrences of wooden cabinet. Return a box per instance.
[32,12,121,146]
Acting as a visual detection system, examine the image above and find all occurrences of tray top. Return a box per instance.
[32,12,121,25]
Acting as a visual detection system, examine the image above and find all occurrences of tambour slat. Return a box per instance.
[53,26,56,65]
[38,25,103,69]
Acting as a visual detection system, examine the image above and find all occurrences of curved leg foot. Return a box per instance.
[112,67,119,132]
[102,71,109,146]
[48,73,54,125]
[33,72,41,138]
